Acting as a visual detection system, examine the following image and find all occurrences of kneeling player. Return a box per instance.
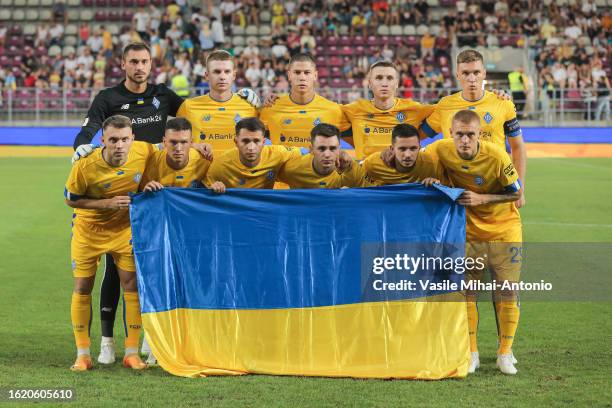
[426,110,522,375]
[64,115,155,371]
[360,123,444,185]
[277,123,366,188]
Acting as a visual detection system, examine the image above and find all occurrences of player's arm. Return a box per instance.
[65,195,132,210]
[166,86,185,116]
[73,90,110,149]
[458,155,522,206]
[504,103,527,208]
[420,103,441,139]
[341,159,376,187]
[338,106,354,147]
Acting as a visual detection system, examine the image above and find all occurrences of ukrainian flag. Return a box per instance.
[130,185,470,379]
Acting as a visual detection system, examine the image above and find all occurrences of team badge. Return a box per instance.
[483,112,493,124]
[103,183,112,189]
[82,117,89,127]
[234,113,242,123]
[120,104,129,110]
[203,114,211,122]
[280,135,286,142]
[396,112,406,123]
[474,176,484,185]
[266,171,275,180]
[313,117,321,126]
[152,97,160,109]
[283,118,292,125]
[133,172,142,183]
[200,133,206,140]
[364,126,370,134]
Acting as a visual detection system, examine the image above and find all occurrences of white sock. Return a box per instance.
[101,336,115,345]
[125,347,138,356]
[77,348,90,357]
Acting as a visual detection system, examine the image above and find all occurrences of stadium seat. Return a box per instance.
[107,24,120,35]
[0,56,10,67]
[330,66,342,78]
[389,25,402,36]
[416,25,429,35]
[81,0,93,5]
[258,25,271,36]
[0,0,11,6]
[354,45,365,55]
[245,35,258,46]
[339,25,349,36]
[7,36,23,47]
[40,0,52,4]
[318,67,329,77]
[67,0,79,5]
[406,36,420,46]
[64,36,78,46]
[366,36,379,46]
[122,10,133,21]
[0,10,11,20]
[233,46,244,55]
[67,9,79,20]
[95,0,107,6]
[109,0,120,5]
[137,0,148,6]
[13,0,25,5]
[245,26,258,36]
[315,55,326,65]
[232,36,245,47]
[62,45,76,56]
[48,45,61,57]
[35,46,47,57]
[23,24,36,36]
[12,10,25,21]
[39,9,51,20]
[108,11,120,21]
[232,26,245,35]
[352,35,365,45]
[94,10,107,21]
[440,0,457,6]
[377,25,391,36]
[430,25,441,36]
[26,0,39,6]
[260,10,271,23]
[123,0,135,6]
[326,36,338,46]
[339,46,352,56]
[403,25,416,35]
[427,0,439,5]
[339,36,351,46]
[26,9,39,21]
[65,24,78,35]
[8,25,22,35]
[325,45,338,56]
[81,10,94,21]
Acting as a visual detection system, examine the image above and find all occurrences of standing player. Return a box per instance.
[259,53,347,149]
[64,115,154,371]
[176,50,259,154]
[421,49,527,209]
[342,61,434,160]
[277,123,366,189]
[425,110,523,375]
[359,123,444,185]
[205,118,304,189]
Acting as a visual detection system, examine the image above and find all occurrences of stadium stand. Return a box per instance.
[0,0,609,121]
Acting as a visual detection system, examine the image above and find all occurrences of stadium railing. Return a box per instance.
[0,87,609,126]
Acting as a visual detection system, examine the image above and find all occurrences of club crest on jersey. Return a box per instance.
[152,97,160,109]
[202,114,211,122]
[474,176,484,185]
[120,104,129,110]
[396,112,406,123]
[133,172,142,183]
[283,118,292,125]
[313,117,321,126]
[364,126,370,134]
[199,132,206,140]
[234,113,242,123]
[103,183,112,189]
[280,135,286,142]
[266,170,275,180]
[483,112,493,124]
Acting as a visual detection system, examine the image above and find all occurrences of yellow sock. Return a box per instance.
[71,292,92,350]
[466,296,479,352]
[498,300,520,355]
[123,292,142,350]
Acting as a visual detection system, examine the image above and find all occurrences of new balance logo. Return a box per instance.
[121,104,130,110]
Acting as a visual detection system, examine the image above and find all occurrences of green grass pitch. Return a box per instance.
[0,156,611,407]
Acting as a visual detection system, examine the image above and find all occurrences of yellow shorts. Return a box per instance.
[466,226,522,283]
[71,220,135,278]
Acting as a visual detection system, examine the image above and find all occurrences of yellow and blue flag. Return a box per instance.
[130,184,470,379]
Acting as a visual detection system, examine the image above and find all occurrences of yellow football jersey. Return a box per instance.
[141,149,211,188]
[259,94,348,148]
[277,153,367,189]
[422,91,522,148]
[64,141,155,228]
[205,145,302,189]
[176,94,258,153]
[361,149,443,185]
[427,139,522,241]
[342,98,434,159]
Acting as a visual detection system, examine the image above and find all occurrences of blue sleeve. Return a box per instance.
[504,117,522,138]
[421,119,439,138]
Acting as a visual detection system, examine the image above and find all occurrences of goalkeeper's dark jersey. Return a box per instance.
[73,81,184,149]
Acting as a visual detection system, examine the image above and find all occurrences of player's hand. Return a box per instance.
[422,177,441,187]
[193,143,213,161]
[143,181,164,192]
[380,147,395,168]
[237,88,261,108]
[106,195,131,210]
[515,191,526,208]
[209,181,226,194]
[336,151,353,174]
[262,93,279,108]
[72,143,97,164]
[457,191,486,206]
[491,88,511,100]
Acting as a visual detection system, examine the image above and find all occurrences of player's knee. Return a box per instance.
[119,270,137,292]
[73,277,95,294]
